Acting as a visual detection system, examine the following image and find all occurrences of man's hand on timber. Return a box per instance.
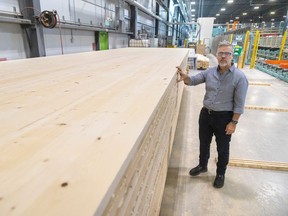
[176,66,189,83]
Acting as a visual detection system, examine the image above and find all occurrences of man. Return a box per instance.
[177,41,248,188]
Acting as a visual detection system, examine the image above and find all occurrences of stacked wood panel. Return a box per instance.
[0,48,188,216]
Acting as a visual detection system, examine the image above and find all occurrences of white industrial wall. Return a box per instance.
[40,0,117,27]
[0,23,26,60]
[41,0,121,55]
[0,0,26,60]
[109,33,128,49]
[0,0,19,11]
[43,28,95,56]
[0,0,172,60]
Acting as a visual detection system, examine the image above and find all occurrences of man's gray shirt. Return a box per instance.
[187,64,248,114]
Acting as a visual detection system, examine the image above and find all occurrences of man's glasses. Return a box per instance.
[217,52,232,57]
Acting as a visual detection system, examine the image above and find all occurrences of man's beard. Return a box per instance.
[219,61,228,67]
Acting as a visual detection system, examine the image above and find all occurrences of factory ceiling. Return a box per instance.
[177,0,288,24]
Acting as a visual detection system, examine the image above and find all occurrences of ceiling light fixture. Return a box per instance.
[271,19,275,21]
[191,1,196,4]
[270,11,275,15]
[191,9,195,12]
[221,8,226,11]
[216,14,220,16]
[235,17,239,19]
[191,14,195,17]
[228,0,234,3]
[243,13,247,15]
[254,6,259,9]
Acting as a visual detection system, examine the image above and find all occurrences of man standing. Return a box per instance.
[177,41,248,188]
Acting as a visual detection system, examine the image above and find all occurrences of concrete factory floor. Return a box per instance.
[159,54,288,216]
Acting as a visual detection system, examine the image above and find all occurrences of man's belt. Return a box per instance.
[202,107,233,115]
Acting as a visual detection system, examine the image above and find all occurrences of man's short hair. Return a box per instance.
[218,40,233,49]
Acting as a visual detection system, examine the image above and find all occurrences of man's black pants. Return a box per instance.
[198,107,233,175]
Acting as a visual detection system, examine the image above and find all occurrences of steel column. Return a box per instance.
[19,0,46,58]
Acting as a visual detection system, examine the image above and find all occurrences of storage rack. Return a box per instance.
[254,30,288,82]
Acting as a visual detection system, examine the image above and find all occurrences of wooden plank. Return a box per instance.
[0,48,188,216]
[215,158,288,171]
[248,82,271,86]
[244,105,288,112]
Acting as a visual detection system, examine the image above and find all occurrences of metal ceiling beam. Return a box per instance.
[176,0,189,22]
[125,0,168,24]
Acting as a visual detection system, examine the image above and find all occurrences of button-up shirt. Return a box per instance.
[187,64,248,114]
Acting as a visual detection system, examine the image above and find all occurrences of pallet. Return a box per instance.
[0,48,188,216]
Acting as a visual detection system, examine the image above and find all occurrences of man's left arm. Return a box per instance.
[226,73,249,135]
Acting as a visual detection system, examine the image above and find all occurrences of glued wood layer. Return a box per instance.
[0,48,188,216]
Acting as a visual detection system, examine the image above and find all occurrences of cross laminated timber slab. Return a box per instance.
[0,48,188,216]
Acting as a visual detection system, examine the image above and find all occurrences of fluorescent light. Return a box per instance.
[191,14,195,17]
[221,8,226,11]
[284,15,287,18]
[254,6,259,9]
[228,0,234,3]
[270,11,275,15]
[230,20,233,22]
[191,9,195,12]
[191,1,196,4]
[271,19,275,21]
[216,14,220,16]
[235,17,239,19]
[243,13,247,15]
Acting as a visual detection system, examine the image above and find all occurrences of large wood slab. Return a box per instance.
[0,48,188,215]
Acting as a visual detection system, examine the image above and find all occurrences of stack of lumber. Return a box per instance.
[129,39,150,47]
[196,54,209,69]
[196,44,206,55]
[0,48,188,216]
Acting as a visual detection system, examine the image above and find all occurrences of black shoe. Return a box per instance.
[189,165,207,176]
[213,174,225,188]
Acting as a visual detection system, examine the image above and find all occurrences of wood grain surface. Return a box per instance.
[0,48,188,216]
